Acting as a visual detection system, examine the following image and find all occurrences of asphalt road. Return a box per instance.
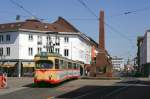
[0,78,150,99]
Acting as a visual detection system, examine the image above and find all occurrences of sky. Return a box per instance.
[0,0,150,61]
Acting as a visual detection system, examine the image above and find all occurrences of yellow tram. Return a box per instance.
[34,52,84,84]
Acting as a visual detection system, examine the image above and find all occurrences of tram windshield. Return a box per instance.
[36,60,53,69]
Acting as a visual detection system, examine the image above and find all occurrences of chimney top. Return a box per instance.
[99,10,105,50]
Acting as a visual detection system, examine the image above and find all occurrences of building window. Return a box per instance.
[55,42,60,46]
[64,49,69,56]
[6,47,10,56]
[38,35,42,39]
[37,35,42,45]
[47,47,53,53]
[28,34,33,41]
[55,48,59,54]
[37,47,42,54]
[6,34,10,41]
[37,41,42,45]
[28,48,33,56]
[0,35,3,42]
[64,37,69,43]
[47,36,51,41]
[55,36,60,46]
[46,36,52,46]
[0,48,3,56]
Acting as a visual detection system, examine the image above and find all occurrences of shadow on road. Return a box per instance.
[117,80,150,86]
[56,85,126,99]
[56,85,150,99]
[22,79,77,88]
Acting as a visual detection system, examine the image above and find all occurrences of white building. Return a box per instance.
[0,17,98,77]
[112,56,124,71]
[139,30,150,77]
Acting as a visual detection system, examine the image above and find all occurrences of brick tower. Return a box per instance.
[96,10,112,76]
[99,11,105,50]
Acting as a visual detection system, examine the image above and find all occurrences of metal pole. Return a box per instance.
[18,60,21,78]
[71,42,72,60]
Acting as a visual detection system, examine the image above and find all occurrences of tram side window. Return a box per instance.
[68,62,72,69]
[73,63,77,69]
[77,64,80,69]
[60,60,64,69]
[64,61,67,69]
[55,59,59,69]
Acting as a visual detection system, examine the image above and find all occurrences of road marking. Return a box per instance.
[56,85,75,91]
[47,96,55,99]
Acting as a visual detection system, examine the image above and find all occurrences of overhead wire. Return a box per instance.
[77,0,134,43]
[110,5,150,18]
[77,0,136,58]
[77,0,98,19]
[9,0,39,19]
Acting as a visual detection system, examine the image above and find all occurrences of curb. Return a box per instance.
[80,76,121,80]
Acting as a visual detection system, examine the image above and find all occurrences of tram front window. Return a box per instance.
[36,60,53,69]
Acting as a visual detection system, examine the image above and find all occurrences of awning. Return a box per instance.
[22,62,35,67]
[0,62,17,68]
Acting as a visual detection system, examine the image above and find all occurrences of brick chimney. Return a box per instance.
[96,10,106,68]
[99,10,105,50]
[94,10,112,76]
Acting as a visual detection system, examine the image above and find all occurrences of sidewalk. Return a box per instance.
[0,77,33,95]
[137,77,150,81]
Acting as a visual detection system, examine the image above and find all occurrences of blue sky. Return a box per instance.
[0,0,150,61]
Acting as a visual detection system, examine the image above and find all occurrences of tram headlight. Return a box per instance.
[34,75,37,79]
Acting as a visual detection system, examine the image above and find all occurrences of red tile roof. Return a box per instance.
[0,17,80,33]
[0,17,98,46]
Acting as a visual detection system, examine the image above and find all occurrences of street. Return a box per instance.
[0,77,150,99]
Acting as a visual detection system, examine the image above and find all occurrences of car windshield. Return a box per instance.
[36,60,53,69]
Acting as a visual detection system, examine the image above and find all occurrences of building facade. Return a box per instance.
[139,30,150,77]
[0,17,98,77]
[112,56,124,71]
[137,36,144,71]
